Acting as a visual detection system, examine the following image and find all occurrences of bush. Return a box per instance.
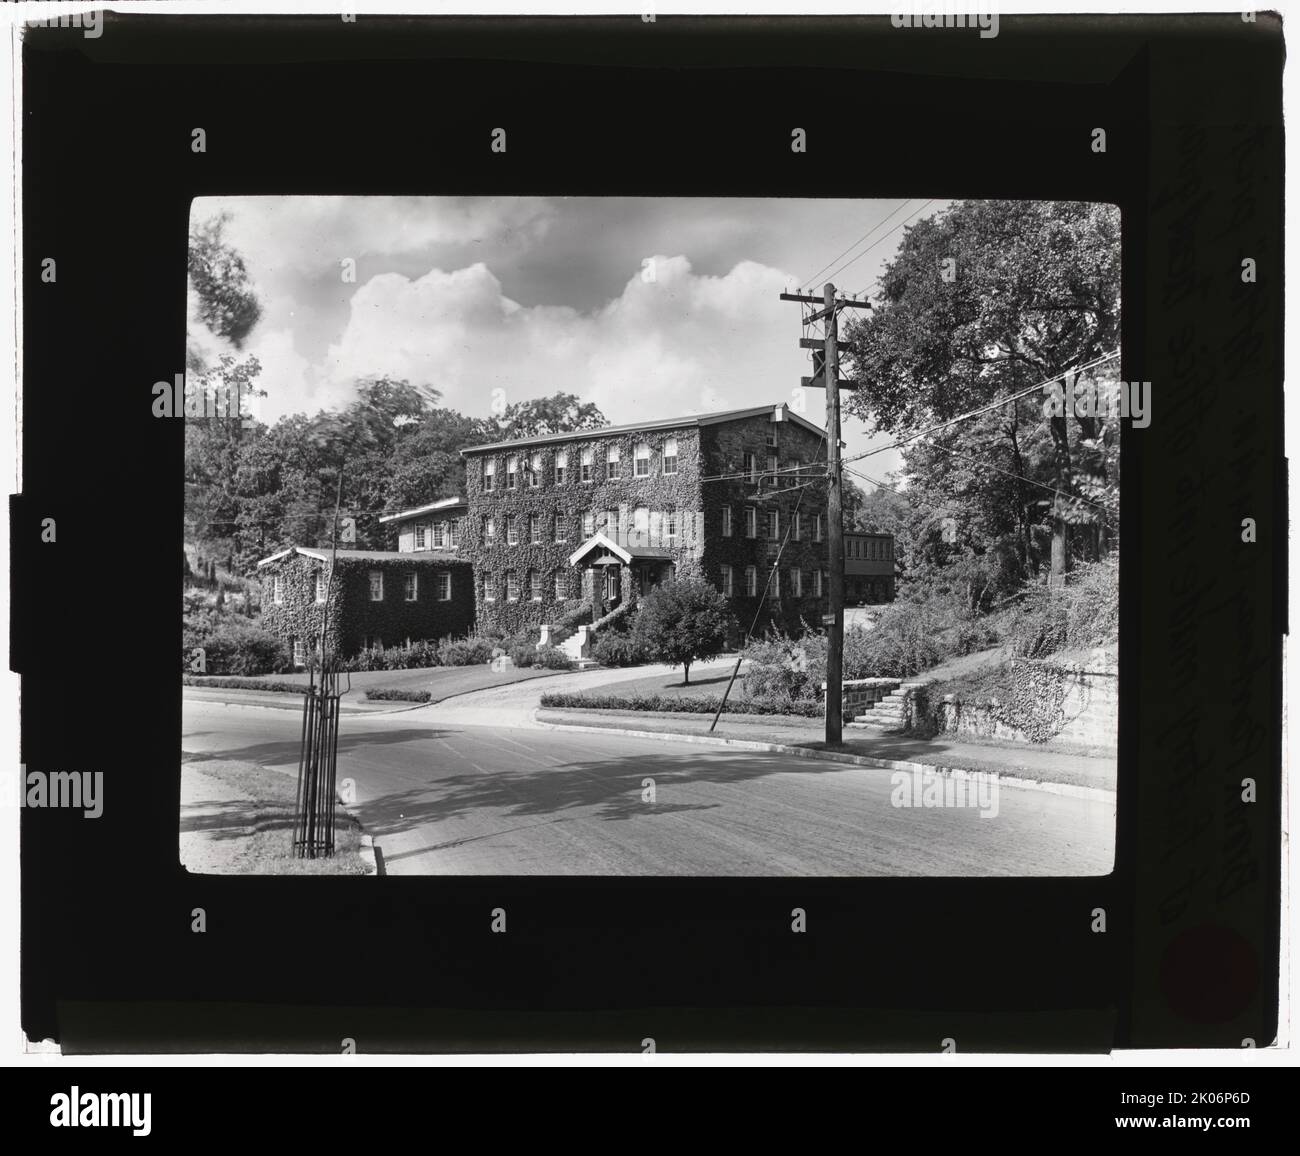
[436,636,496,666]
[630,578,735,683]
[591,632,652,667]
[363,687,433,703]
[1003,558,1118,659]
[183,617,293,676]
[509,643,537,668]
[183,676,304,693]
[539,691,821,717]
[533,644,577,670]
[740,630,816,702]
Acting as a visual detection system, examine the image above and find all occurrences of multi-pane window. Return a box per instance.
[555,450,567,484]
[529,570,542,601]
[603,508,619,540]
[720,564,734,597]
[606,444,621,480]
[792,512,802,541]
[432,522,447,548]
[634,442,651,477]
[484,573,496,602]
[766,426,778,448]
[633,506,650,543]
[768,509,780,538]
[580,447,593,482]
[315,571,327,603]
[404,572,418,602]
[369,570,384,601]
[555,570,569,600]
[814,514,824,542]
[745,565,757,596]
[768,569,781,600]
[483,459,496,491]
[721,506,733,537]
[506,516,518,546]
[505,570,519,601]
[666,506,678,539]
[554,514,567,544]
[292,637,305,667]
[529,453,542,487]
[745,507,757,538]
[583,511,595,537]
[415,523,427,549]
[743,452,758,483]
[485,517,496,546]
[767,453,778,477]
[792,569,803,597]
[818,570,826,596]
[435,571,452,601]
[662,437,678,475]
[506,455,518,489]
[529,515,540,544]
[448,519,460,548]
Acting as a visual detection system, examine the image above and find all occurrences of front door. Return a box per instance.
[604,566,621,606]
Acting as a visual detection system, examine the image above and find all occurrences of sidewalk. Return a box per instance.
[533,708,1116,792]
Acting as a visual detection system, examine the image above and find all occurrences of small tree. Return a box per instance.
[632,578,734,685]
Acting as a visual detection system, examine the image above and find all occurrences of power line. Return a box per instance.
[797,199,915,292]
[824,199,938,287]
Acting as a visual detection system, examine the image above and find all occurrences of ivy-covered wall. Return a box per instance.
[699,412,831,635]
[260,552,474,658]
[463,425,705,634]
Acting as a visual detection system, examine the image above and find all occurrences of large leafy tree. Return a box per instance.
[476,391,607,441]
[187,212,263,371]
[841,200,1121,585]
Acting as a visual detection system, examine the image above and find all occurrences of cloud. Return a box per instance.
[317,253,812,426]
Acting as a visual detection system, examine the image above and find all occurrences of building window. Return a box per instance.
[766,426,778,448]
[634,442,651,477]
[769,569,781,599]
[434,521,448,548]
[553,515,567,544]
[792,569,803,597]
[721,506,732,537]
[768,453,779,477]
[506,516,518,546]
[483,572,496,602]
[768,509,780,538]
[555,570,569,600]
[292,636,305,667]
[529,570,542,601]
[745,507,757,538]
[666,506,678,539]
[506,455,518,489]
[792,512,802,541]
[528,453,542,488]
[555,450,567,485]
[662,437,678,475]
[449,519,460,548]
[820,570,828,596]
[603,508,619,541]
[582,511,595,537]
[745,565,757,596]
[606,444,621,480]
[632,506,650,543]
[369,570,384,601]
[435,571,452,601]
[814,514,823,542]
[743,451,758,483]
[485,517,496,546]
[414,523,427,549]
[404,571,418,601]
[529,515,540,544]
[720,564,733,597]
[505,570,519,601]
[272,573,284,604]
[483,458,496,491]
[580,447,593,482]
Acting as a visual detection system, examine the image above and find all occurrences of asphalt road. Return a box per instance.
[182,695,1115,877]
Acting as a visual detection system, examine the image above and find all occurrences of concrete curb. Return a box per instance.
[357,834,380,876]
[533,713,1116,803]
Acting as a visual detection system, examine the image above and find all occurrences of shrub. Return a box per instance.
[1003,558,1118,659]
[539,691,821,717]
[740,630,816,702]
[183,617,293,676]
[363,688,433,703]
[631,578,735,684]
[509,643,537,668]
[183,676,304,693]
[533,645,577,670]
[436,635,496,666]
[591,631,652,667]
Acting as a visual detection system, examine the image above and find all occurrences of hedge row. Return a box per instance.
[183,676,305,694]
[539,692,822,717]
[363,688,434,703]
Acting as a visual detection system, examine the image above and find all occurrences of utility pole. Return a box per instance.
[780,282,870,745]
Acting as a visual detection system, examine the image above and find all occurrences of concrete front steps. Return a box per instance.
[848,681,929,733]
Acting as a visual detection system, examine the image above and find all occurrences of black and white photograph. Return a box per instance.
[180,194,1122,877]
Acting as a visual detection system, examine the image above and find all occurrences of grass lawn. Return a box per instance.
[586,663,749,702]
[180,756,369,875]
[192,663,562,703]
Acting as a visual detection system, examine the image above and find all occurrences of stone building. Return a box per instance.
[459,402,845,645]
[256,546,473,663]
[844,531,896,604]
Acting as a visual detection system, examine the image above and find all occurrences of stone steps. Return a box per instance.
[849,680,930,731]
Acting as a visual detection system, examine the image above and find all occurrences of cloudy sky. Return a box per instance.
[189,195,950,479]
